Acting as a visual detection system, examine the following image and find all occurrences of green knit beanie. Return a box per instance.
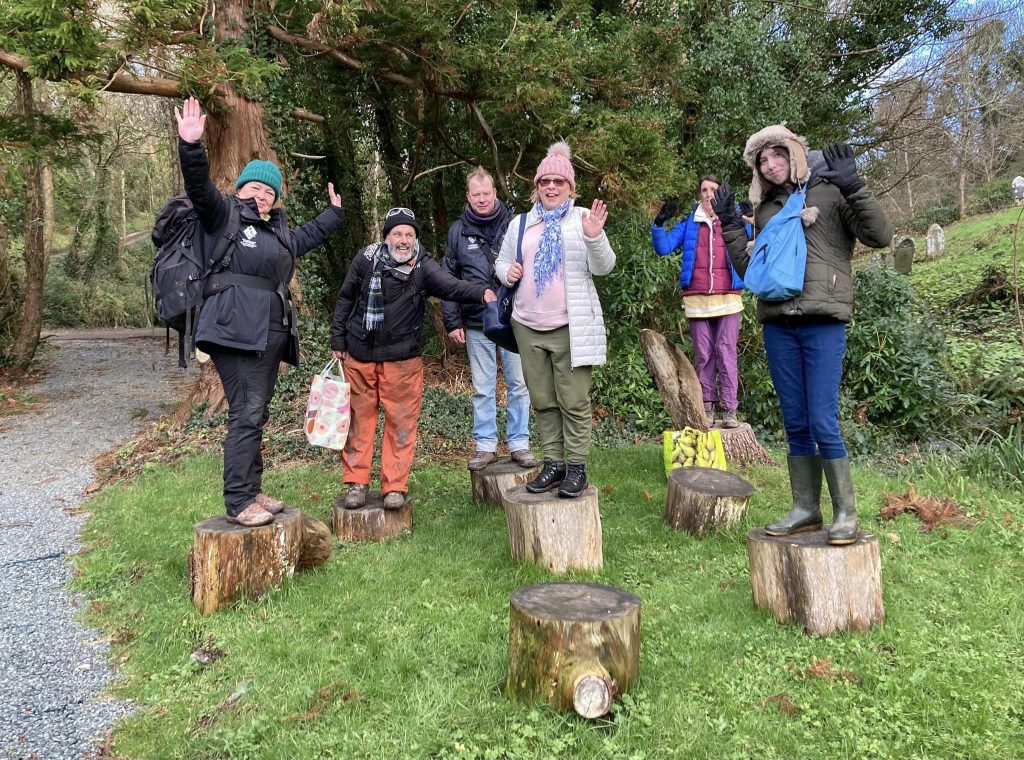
[235,160,282,201]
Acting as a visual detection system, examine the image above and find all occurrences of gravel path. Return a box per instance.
[0,333,196,759]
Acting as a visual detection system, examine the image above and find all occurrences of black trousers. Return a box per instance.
[209,330,289,516]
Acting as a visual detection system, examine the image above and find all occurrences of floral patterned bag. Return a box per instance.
[304,359,351,450]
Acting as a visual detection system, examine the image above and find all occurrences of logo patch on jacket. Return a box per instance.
[240,225,258,248]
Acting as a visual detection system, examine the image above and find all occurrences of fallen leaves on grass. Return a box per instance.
[800,658,860,683]
[284,680,359,722]
[879,486,978,532]
[762,693,801,716]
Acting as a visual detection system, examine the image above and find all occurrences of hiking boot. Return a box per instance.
[765,455,824,536]
[343,483,368,510]
[704,402,716,428]
[255,493,285,514]
[822,456,858,545]
[557,462,588,499]
[510,449,540,468]
[720,409,740,429]
[467,451,498,471]
[226,503,275,527]
[383,491,406,510]
[526,459,566,493]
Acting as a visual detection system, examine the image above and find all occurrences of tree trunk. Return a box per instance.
[639,328,708,432]
[10,73,54,369]
[332,491,414,542]
[503,485,603,573]
[663,466,755,536]
[471,458,542,508]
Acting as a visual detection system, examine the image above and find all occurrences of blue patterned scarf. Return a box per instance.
[533,200,570,297]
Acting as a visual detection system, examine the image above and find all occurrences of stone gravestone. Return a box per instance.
[891,235,915,275]
[1013,176,1024,206]
[926,223,944,259]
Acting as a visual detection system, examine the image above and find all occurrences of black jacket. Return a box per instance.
[331,244,487,362]
[441,201,514,332]
[179,139,343,363]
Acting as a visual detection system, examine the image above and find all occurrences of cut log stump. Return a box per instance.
[504,486,602,573]
[298,513,333,569]
[664,467,755,536]
[718,422,775,467]
[471,457,542,508]
[332,491,413,542]
[507,582,641,718]
[639,328,708,432]
[746,527,884,636]
[188,508,304,615]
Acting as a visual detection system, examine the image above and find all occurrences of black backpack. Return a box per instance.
[150,196,242,367]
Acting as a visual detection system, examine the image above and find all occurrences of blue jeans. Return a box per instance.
[465,328,531,452]
[762,321,848,460]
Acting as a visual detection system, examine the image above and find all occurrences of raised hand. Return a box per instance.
[328,182,342,207]
[582,199,608,238]
[653,199,679,227]
[174,96,206,143]
[711,184,741,230]
[820,143,864,196]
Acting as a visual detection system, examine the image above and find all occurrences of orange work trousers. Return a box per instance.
[341,355,424,494]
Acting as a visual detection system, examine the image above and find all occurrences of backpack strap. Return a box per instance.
[515,213,527,265]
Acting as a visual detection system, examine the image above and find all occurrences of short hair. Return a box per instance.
[466,166,495,191]
[698,174,722,194]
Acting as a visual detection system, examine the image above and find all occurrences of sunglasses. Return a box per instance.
[537,177,567,188]
[386,207,416,218]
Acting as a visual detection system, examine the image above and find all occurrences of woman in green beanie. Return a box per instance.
[175,96,345,527]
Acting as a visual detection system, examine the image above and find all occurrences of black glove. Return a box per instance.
[711,184,741,230]
[739,200,754,219]
[654,199,679,227]
[820,143,865,196]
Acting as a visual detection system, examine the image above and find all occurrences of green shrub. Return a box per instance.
[966,178,1016,215]
[906,203,960,234]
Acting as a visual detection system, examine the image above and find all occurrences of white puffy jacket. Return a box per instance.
[495,201,616,367]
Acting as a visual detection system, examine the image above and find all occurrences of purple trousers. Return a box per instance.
[689,313,741,410]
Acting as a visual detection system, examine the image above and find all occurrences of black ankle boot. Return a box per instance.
[526,459,566,493]
[557,462,588,498]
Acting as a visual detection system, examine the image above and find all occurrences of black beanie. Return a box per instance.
[382,207,420,237]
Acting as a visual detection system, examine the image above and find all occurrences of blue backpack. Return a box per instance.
[744,187,807,301]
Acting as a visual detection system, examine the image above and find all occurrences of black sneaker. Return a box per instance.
[557,462,588,498]
[525,459,566,493]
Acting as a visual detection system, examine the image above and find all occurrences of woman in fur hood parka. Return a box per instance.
[713,124,892,546]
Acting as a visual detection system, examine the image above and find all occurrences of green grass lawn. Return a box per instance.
[76,446,1024,760]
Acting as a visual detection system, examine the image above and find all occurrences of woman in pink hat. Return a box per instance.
[495,142,616,498]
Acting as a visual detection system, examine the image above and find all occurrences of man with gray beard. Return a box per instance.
[330,208,496,510]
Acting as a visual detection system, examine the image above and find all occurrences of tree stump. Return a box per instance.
[331,491,413,542]
[504,486,602,573]
[298,513,333,569]
[471,457,542,508]
[507,582,641,718]
[664,467,755,535]
[746,527,884,636]
[188,508,303,615]
[718,422,775,467]
[639,328,708,432]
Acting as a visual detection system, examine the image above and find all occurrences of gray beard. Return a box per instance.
[388,242,416,263]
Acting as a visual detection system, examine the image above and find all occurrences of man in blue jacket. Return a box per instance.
[442,167,538,471]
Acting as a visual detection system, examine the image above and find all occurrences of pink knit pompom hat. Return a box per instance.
[534,141,576,189]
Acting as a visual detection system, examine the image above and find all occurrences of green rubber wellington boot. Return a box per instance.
[822,456,858,545]
[765,455,823,536]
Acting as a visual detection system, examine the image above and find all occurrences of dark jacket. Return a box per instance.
[179,139,343,363]
[722,176,892,324]
[331,244,487,363]
[441,201,515,332]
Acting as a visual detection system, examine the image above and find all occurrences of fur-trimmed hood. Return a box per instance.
[744,124,811,207]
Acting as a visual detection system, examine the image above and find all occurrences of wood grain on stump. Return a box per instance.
[718,422,775,466]
[507,582,641,718]
[504,485,602,573]
[331,491,413,542]
[639,328,708,432]
[471,457,542,508]
[298,514,333,569]
[746,527,884,636]
[188,508,303,615]
[664,466,755,536]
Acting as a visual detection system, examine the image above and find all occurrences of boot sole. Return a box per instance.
[827,535,858,545]
[557,488,585,498]
[526,481,562,494]
[764,522,823,537]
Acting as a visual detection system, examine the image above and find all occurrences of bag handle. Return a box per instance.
[515,213,527,265]
[320,357,346,383]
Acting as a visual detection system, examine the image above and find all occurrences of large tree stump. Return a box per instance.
[332,491,413,542]
[507,582,641,718]
[471,457,542,508]
[504,486,602,573]
[298,513,333,569]
[719,422,775,467]
[746,527,884,636]
[188,508,303,615]
[664,467,755,535]
[639,328,708,432]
